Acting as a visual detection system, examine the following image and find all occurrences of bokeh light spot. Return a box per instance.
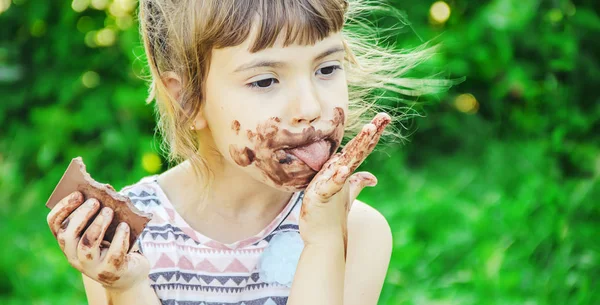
[0,0,11,14]
[109,0,136,17]
[84,30,97,47]
[82,71,100,88]
[454,93,479,114]
[91,0,108,10]
[95,28,115,47]
[566,2,576,16]
[71,0,89,13]
[142,152,162,174]
[76,16,94,33]
[30,20,46,37]
[116,15,133,30]
[430,1,451,25]
[548,9,563,23]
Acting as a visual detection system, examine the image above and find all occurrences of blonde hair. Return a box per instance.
[139,0,460,180]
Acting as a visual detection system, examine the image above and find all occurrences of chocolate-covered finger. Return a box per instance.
[103,222,130,271]
[313,166,350,201]
[332,166,351,185]
[364,113,391,153]
[372,112,392,132]
[47,191,85,237]
[342,124,376,156]
[337,113,391,172]
[344,113,390,154]
[347,172,378,210]
[337,123,376,170]
[57,199,100,254]
[77,207,114,262]
[310,161,334,186]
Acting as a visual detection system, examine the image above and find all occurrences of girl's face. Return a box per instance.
[201,30,348,192]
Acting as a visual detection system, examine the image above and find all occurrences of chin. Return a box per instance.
[272,182,311,193]
[260,171,316,193]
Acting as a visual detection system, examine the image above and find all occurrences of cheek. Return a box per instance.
[320,76,349,108]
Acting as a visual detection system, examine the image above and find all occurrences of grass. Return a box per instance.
[1,138,597,304]
[362,139,598,305]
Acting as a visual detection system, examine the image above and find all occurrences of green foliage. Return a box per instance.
[0,0,598,304]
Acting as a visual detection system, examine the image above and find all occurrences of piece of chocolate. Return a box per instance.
[46,157,152,252]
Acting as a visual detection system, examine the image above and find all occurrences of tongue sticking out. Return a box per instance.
[287,140,332,171]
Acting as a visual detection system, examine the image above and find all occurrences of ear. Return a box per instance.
[162,71,208,131]
[191,110,208,131]
[162,71,183,102]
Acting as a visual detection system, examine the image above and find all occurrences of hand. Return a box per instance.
[299,113,391,255]
[47,191,150,291]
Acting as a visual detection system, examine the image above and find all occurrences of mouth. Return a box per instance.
[278,136,337,171]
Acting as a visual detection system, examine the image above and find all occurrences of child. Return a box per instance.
[47,0,451,304]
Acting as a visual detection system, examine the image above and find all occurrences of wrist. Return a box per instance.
[303,233,345,250]
[104,277,159,305]
[104,277,151,295]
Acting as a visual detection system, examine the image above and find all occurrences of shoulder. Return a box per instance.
[348,199,393,246]
[344,199,393,305]
[119,175,160,195]
[118,175,162,214]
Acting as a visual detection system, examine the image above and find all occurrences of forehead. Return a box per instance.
[207,0,346,53]
[212,27,344,69]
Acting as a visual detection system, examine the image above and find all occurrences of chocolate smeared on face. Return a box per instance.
[229,107,345,190]
[247,130,257,141]
[330,107,345,126]
[232,120,241,135]
[229,146,256,167]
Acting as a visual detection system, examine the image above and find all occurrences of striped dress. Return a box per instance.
[119,176,304,305]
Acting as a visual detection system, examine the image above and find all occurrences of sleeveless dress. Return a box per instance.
[119,175,305,305]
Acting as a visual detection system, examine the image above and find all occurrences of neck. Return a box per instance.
[158,157,293,225]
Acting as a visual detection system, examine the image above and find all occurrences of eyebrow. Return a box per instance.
[234,46,345,73]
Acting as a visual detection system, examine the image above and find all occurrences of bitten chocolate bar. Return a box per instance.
[46,157,152,252]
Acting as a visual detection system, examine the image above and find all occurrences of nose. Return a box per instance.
[289,79,321,126]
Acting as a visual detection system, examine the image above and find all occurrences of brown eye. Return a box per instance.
[320,66,335,75]
[317,65,342,76]
[257,79,273,87]
[248,78,279,89]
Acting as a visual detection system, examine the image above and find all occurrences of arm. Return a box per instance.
[287,233,346,305]
[343,200,393,305]
[288,113,392,305]
[287,200,393,305]
[83,274,161,305]
[82,274,108,305]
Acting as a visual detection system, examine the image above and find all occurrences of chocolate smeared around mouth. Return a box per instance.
[229,107,345,190]
[284,139,332,171]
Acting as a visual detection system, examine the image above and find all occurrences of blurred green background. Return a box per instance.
[1,0,598,304]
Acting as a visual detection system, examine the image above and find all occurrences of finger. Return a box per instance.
[341,113,390,168]
[336,113,391,172]
[47,191,85,237]
[307,123,374,199]
[103,222,130,271]
[338,124,376,169]
[57,198,100,255]
[347,172,377,212]
[78,207,114,263]
[313,166,351,201]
